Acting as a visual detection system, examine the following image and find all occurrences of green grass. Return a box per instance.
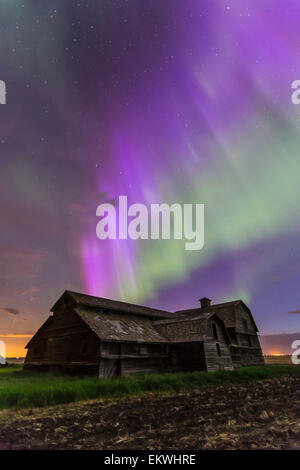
[0,364,299,410]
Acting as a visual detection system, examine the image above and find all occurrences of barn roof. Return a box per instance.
[154,311,231,344]
[175,299,259,332]
[51,290,172,320]
[74,306,169,343]
[175,300,240,315]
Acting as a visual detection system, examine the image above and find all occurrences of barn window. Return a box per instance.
[242,319,248,331]
[216,343,221,357]
[81,340,88,355]
[212,323,218,340]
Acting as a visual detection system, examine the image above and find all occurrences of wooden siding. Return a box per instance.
[120,358,168,376]
[98,341,170,378]
[203,341,233,372]
[235,305,257,332]
[214,303,264,367]
[203,316,233,371]
[24,309,100,375]
[231,346,265,368]
[98,357,168,378]
[233,306,264,367]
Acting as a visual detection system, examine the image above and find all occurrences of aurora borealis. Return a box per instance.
[1,1,300,355]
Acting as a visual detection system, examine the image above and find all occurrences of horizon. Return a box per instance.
[0,291,299,357]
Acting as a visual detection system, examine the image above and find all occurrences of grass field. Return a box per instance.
[264,355,293,365]
[0,364,299,410]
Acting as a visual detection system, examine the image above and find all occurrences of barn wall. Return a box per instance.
[24,309,100,375]
[231,347,265,368]
[203,341,233,372]
[216,304,264,368]
[203,317,233,371]
[233,306,264,367]
[98,341,170,378]
[235,306,256,332]
[121,358,168,376]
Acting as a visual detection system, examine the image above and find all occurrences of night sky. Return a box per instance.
[1,1,300,356]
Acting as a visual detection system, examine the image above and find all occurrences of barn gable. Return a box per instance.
[174,297,264,368]
[25,316,54,349]
[175,299,259,332]
[24,307,100,375]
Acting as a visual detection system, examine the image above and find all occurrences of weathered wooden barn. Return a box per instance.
[24,291,263,377]
[176,297,264,368]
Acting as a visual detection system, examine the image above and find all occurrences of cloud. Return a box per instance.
[21,286,39,296]
[286,310,300,314]
[0,244,46,281]
[21,286,40,304]
[2,307,20,315]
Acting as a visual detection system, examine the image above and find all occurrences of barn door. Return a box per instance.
[102,359,120,378]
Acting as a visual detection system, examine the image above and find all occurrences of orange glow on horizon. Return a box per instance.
[0,335,32,358]
[0,334,33,338]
